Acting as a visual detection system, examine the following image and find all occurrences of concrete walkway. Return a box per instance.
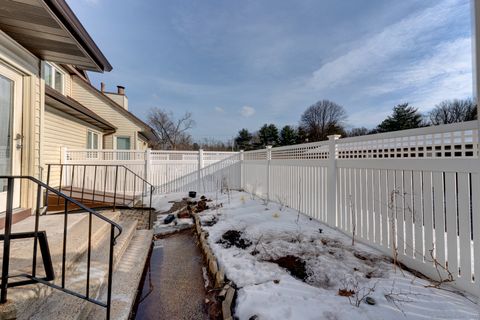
[134,230,209,320]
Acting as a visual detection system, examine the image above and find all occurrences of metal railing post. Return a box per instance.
[327,135,341,226]
[106,225,115,320]
[113,166,119,212]
[1,177,14,303]
[149,186,154,229]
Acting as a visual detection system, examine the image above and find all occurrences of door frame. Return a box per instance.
[0,62,23,212]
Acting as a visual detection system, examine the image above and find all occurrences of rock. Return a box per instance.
[163,214,175,224]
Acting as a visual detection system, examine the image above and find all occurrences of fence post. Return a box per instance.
[240,150,244,190]
[145,148,151,183]
[197,149,204,193]
[327,135,340,226]
[266,146,272,201]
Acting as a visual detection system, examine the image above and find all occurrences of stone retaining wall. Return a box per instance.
[193,214,236,320]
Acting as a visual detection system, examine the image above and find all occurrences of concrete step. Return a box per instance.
[86,229,153,320]
[0,208,31,229]
[1,211,120,320]
[28,219,140,320]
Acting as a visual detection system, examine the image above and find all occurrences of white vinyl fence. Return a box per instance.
[64,149,238,194]
[242,120,480,297]
[63,120,480,297]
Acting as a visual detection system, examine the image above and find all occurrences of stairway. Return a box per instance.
[1,211,153,320]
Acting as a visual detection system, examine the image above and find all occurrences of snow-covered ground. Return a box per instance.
[152,191,480,320]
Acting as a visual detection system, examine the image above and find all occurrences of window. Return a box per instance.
[87,131,99,149]
[43,62,64,93]
[116,137,131,150]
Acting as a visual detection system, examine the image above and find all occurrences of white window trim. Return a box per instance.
[42,61,65,94]
[87,129,102,150]
[114,135,132,150]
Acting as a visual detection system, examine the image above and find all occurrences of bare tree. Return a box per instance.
[147,108,195,150]
[429,98,477,125]
[300,100,346,141]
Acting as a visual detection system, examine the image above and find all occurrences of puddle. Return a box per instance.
[131,231,210,320]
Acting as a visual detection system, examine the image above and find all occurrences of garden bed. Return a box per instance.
[153,191,479,320]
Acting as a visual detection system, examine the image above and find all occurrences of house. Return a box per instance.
[70,73,157,151]
[0,0,110,212]
[0,0,156,212]
[0,2,155,319]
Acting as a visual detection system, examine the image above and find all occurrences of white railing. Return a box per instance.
[66,149,146,161]
[242,120,480,297]
[63,148,238,194]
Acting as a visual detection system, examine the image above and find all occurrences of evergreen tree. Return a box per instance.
[296,126,309,144]
[234,129,253,150]
[377,103,422,133]
[258,123,279,146]
[279,125,298,146]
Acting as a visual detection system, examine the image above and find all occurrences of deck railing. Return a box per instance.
[0,176,122,319]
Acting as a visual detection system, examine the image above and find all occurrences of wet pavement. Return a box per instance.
[134,230,209,320]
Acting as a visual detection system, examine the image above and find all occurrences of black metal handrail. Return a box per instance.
[45,164,155,228]
[0,175,122,319]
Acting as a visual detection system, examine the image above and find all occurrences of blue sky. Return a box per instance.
[68,0,473,140]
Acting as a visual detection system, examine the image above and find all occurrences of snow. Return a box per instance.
[152,191,480,320]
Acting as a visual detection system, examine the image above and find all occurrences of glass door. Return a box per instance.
[0,64,22,212]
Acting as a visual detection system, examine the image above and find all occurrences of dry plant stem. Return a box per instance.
[384,280,417,316]
[276,195,287,211]
[349,195,356,246]
[388,189,400,273]
[425,247,454,288]
[296,177,302,224]
[340,276,377,307]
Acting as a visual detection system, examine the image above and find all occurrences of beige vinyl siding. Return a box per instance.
[137,138,148,150]
[64,69,72,97]
[43,105,102,186]
[71,75,144,150]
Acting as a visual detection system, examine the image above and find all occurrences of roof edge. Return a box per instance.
[42,0,112,72]
[45,86,116,132]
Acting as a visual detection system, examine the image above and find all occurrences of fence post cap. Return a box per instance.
[328,135,341,140]
[266,145,273,149]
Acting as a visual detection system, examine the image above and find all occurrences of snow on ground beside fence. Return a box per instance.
[152,191,480,320]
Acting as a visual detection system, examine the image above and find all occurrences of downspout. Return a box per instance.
[471,0,480,302]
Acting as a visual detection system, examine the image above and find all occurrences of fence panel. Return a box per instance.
[241,120,480,297]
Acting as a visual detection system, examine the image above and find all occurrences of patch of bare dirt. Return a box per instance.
[217,230,252,249]
[269,255,308,281]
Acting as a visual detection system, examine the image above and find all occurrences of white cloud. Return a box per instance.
[370,37,472,109]
[214,106,225,113]
[308,0,466,91]
[240,105,255,117]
